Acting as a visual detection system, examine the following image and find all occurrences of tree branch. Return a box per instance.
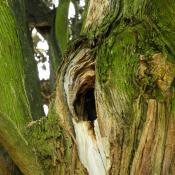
[0,112,44,175]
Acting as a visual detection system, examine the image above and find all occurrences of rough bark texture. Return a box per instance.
[55,0,175,174]
[1,0,175,175]
[11,0,44,119]
[0,1,44,174]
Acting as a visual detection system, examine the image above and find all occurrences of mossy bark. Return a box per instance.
[10,0,44,119]
[93,0,175,174]
[55,0,70,54]
[0,0,44,174]
[54,0,175,174]
[1,0,175,175]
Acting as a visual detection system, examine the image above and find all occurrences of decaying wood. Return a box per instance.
[1,0,175,175]
[84,0,109,32]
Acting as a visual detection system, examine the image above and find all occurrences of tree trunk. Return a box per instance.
[11,0,44,119]
[1,0,175,175]
[54,0,175,174]
[0,0,44,174]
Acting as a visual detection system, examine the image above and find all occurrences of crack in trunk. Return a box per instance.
[63,48,109,175]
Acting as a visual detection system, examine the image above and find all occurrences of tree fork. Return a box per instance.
[1,0,175,175]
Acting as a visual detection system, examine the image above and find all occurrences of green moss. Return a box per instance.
[153,88,165,102]
[0,2,32,129]
[95,16,174,125]
[143,0,175,59]
[97,23,140,102]
[55,0,70,54]
[26,104,73,174]
[12,0,45,119]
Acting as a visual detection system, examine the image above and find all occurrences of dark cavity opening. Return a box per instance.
[74,88,97,121]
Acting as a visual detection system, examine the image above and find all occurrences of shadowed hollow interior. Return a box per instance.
[74,87,97,121]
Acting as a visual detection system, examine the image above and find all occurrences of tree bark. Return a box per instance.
[11,0,44,119]
[53,0,175,174]
[0,1,44,174]
[1,0,175,175]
